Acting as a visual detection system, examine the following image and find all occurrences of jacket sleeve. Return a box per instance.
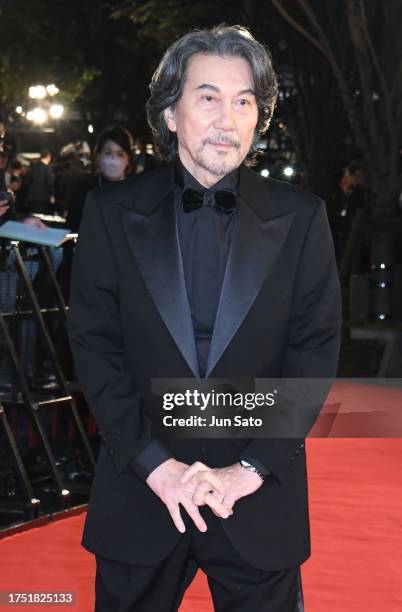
[66,190,172,479]
[239,199,342,486]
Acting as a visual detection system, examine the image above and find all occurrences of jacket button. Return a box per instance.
[109,449,114,456]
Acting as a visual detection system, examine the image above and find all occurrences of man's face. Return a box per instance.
[165,53,259,187]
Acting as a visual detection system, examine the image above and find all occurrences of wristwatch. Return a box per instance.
[239,459,265,483]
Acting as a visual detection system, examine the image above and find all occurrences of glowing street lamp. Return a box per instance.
[283,166,295,178]
[47,84,60,96]
[29,85,47,99]
[49,104,64,119]
[27,107,48,124]
[24,83,64,126]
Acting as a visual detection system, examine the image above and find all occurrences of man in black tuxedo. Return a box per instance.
[67,24,341,612]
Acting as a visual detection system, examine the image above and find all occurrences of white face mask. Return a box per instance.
[98,156,127,180]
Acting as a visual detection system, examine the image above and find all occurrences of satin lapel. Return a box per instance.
[119,190,200,379]
[205,172,296,378]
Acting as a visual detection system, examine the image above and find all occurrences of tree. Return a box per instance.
[0,0,98,119]
[270,0,402,214]
[0,0,150,138]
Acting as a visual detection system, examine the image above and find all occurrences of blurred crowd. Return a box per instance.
[0,118,374,273]
[0,122,161,312]
[0,122,158,232]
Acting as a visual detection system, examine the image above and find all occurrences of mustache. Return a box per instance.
[202,135,241,149]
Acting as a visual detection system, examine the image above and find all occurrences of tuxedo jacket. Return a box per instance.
[66,160,342,571]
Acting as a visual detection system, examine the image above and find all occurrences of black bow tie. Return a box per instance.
[182,187,237,214]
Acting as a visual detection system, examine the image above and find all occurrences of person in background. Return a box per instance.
[25,150,54,215]
[0,152,7,191]
[134,136,158,173]
[333,162,368,263]
[65,125,135,233]
[9,162,29,213]
[0,196,12,223]
[55,148,87,218]
[343,163,368,217]
[0,121,14,160]
[0,193,46,228]
[8,175,21,199]
[5,160,22,187]
[0,155,45,228]
[60,126,134,304]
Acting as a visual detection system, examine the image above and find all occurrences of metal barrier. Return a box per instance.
[0,228,95,524]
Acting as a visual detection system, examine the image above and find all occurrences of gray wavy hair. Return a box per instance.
[146,24,278,163]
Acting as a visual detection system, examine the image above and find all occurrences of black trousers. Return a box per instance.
[94,506,305,612]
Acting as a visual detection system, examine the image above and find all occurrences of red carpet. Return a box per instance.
[1,439,402,611]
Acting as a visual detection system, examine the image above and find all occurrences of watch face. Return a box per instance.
[240,460,254,470]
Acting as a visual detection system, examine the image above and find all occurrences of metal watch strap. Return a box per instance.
[239,459,265,482]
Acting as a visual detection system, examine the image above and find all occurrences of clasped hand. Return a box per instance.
[146,458,263,533]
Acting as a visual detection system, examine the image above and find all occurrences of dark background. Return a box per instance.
[0,0,401,209]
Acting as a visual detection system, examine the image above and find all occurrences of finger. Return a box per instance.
[180,499,208,532]
[166,500,186,533]
[210,505,234,517]
[192,481,216,505]
[198,489,228,516]
[209,489,228,503]
[194,488,232,516]
[202,492,231,519]
[222,493,236,512]
[180,461,210,484]
[210,491,225,504]
[192,471,226,495]
[204,492,231,518]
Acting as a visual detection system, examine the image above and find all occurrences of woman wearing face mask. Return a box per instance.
[65,126,134,233]
[61,127,134,306]
[96,130,133,185]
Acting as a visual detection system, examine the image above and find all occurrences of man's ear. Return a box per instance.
[164,107,177,132]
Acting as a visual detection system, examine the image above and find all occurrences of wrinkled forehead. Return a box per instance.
[184,53,255,93]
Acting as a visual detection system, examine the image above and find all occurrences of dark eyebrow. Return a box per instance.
[195,84,220,93]
[195,84,255,96]
[237,88,255,96]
